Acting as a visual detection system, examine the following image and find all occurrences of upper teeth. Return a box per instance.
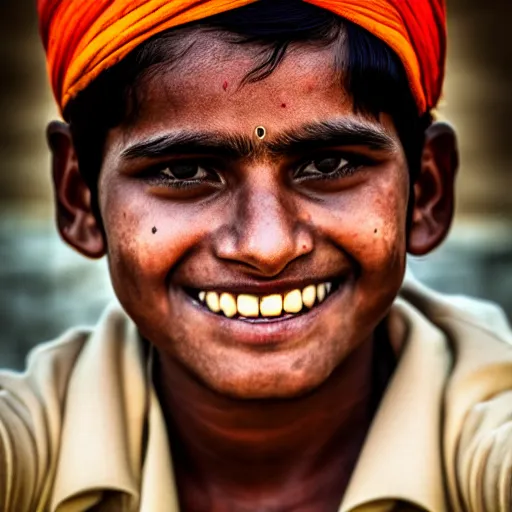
[196,282,333,319]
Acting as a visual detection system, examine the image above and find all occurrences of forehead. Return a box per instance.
[120,31,358,139]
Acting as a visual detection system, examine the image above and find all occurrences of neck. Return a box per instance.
[154,335,382,511]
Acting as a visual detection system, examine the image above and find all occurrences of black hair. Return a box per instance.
[65,0,431,203]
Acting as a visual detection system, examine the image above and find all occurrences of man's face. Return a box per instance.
[98,34,409,399]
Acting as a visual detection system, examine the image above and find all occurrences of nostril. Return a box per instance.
[211,194,313,277]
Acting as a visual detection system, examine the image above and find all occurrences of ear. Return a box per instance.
[47,121,106,259]
[407,121,459,256]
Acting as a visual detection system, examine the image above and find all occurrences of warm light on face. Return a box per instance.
[98,35,410,399]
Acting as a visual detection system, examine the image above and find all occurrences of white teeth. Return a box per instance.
[283,289,303,313]
[317,283,326,303]
[260,294,283,317]
[220,293,237,318]
[302,285,316,309]
[198,281,334,318]
[237,294,260,318]
[205,291,221,313]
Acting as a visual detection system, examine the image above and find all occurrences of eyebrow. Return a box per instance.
[269,120,397,154]
[121,131,254,160]
[120,119,397,161]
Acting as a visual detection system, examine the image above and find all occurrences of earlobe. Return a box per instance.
[407,121,459,256]
[47,121,106,259]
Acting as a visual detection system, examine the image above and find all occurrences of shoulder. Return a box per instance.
[399,270,511,343]
[0,301,135,512]
[399,273,512,511]
[399,273,512,417]
[0,326,90,511]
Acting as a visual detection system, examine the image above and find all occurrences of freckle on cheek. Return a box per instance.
[291,357,306,371]
[281,103,286,108]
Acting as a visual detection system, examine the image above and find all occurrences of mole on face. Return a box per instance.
[152,227,157,234]
[222,80,228,91]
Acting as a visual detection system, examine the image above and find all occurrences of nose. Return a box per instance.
[213,183,313,277]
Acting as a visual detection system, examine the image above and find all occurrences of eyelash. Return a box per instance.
[309,166,356,181]
[294,160,361,182]
[150,176,207,189]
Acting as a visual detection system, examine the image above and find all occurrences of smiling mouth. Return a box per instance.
[184,279,342,322]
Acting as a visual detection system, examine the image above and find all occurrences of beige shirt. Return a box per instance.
[1,275,512,512]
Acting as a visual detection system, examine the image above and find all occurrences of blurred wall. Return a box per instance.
[441,0,512,220]
[0,1,56,209]
[0,0,511,369]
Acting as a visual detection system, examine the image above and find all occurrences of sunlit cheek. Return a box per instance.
[320,173,409,277]
[99,190,173,295]
[343,218,403,275]
[358,181,408,275]
[101,186,216,288]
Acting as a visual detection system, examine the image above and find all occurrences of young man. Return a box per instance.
[1,0,511,510]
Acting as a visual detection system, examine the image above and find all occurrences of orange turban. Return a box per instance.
[38,0,446,115]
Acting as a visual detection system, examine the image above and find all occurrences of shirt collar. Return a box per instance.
[340,296,450,512]
[50,302,179,511]
[50,292,450,512]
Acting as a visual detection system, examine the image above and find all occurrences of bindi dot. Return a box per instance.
[255,126,266,140]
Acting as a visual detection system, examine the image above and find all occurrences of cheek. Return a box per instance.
[313,169,410,336]
[354,185,408,273]
[98,181,208,304]
[319,168,410,275]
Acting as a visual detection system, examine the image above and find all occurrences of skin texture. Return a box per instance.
[47,33,458,511]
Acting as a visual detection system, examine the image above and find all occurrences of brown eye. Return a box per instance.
[314,157,343,174]
[149,161,224,192]
[295,156,352,180]
[163,164,207,180]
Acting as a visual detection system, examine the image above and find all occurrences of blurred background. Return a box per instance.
[0,1,511,369]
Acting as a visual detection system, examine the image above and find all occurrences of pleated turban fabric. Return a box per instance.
[37,0,446,115]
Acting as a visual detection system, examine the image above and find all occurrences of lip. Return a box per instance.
[170,278,348,347]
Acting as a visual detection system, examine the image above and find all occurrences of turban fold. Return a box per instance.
[37,0,446,115]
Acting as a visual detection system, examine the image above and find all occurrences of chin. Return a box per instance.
[182,347,341,400]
